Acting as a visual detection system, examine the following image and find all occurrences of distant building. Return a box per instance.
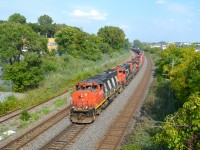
[162,45,167,50]
[150,44,167,50]
[150,44,161,49]
[47,38,58,51]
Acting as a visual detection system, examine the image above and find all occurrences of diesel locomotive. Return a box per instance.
[70,49,144,123]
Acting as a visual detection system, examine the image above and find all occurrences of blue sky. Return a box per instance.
[0,0,200,42]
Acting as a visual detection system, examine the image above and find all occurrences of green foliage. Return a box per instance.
[8,13,26,24]
[40,106,51,115]
[168,48,199,102]
[38,14,53,25]
[53,99,66,108]
[152,47,200,149]
[133,39,144,49]
[97,26,126,50]
[155,94,200,150]
[0,22,47,65]
[3,53,44,92]
[157,45,195,75]
[20,109,31,121]
[42,57,57,72]
[55,27,102,60]
[0,95,20,115]
[122,77,177,150]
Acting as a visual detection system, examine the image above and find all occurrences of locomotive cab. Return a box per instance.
[72,82,104,110]
[70,69,120,124]
[116,64,130,86]
[70,82,104,123]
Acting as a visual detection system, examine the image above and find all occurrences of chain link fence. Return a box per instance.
[0,80,13,92]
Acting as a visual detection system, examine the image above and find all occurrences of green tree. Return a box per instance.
[38,14,53,25]
[155,94,200,150]
[133,39,144,49]
[157,45,195,75]
[37,15,55,37]
[3,52,44,92]
[170,51,200,102]
[8,13,26,24]
[55,27,102,60]
[97,26,126,50]
[55,26,84,55]
[0,22,47,65]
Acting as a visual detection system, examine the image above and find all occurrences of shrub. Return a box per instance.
[20,109,31,121]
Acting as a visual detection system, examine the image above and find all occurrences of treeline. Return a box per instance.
[122,45,200,149]
[154,45,200,149]
[0,13,129,92]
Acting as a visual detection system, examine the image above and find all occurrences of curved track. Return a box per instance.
[0,54,152,150]
[97,56,153,150]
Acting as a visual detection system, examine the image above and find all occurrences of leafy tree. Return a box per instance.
[3,52,44,92]
[97,26,126,50]
[157,45,195,75]
[28,22,43,35]
[155,94,200,150]
[36,15,55,37]
[55,26,84,54]
[170,51,200,102]
[0,22,47,65]
[55,27,102,60]
[133,39,144,49]
[38,14,53,25]
[8,13,26,24]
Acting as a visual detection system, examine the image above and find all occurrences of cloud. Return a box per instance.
[120,25,129,30]
[155,1,195,17]
[68,9,107,21]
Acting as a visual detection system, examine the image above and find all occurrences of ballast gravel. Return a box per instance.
[20,56,149,150]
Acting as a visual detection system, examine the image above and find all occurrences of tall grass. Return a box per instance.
[0,51,131,115]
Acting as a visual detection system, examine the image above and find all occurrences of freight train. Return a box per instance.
[70,49,144,123]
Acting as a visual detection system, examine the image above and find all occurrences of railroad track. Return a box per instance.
[0,90,69,124]
[42,124,87,150]
[97,56,153,150]
[0,107,70,150]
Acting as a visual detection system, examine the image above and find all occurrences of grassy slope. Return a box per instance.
[0,51,132,115]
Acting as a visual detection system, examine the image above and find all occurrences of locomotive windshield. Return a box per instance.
[76,83,98,91]
[119,70,125,74]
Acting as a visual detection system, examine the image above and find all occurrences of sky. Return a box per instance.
[0,0,200,42]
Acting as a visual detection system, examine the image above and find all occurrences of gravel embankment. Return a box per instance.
[21,56,151,150]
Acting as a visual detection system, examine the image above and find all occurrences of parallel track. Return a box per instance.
[42,124,87,150]
[0,91,69,124]
[97,56,152,150]
[0,107,70,150]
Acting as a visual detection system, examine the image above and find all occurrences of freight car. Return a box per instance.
[70,50,144,123]
[70,69,121,123]
[136,50,144,69]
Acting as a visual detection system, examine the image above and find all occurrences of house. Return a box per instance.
[47,38,58,51]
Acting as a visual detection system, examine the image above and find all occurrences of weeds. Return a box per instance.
[0,51,130,116]
[20,109,31,121]
[54,99,66,108]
